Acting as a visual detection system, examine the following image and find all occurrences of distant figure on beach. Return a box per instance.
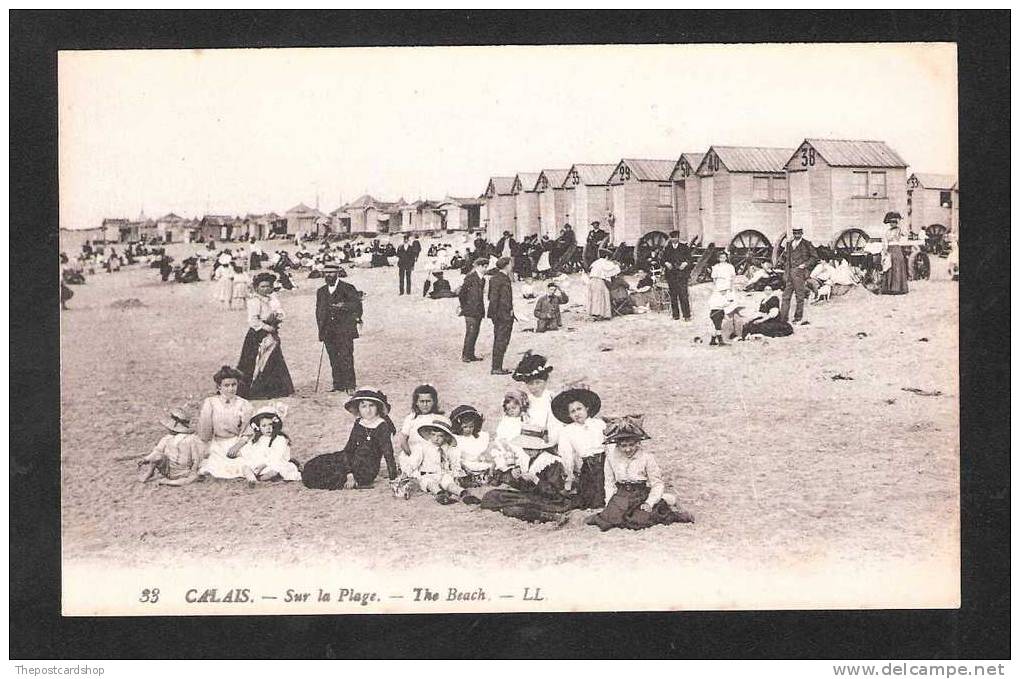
[487,257,515,375]
[881,211,909,295]
[396,235,415,295]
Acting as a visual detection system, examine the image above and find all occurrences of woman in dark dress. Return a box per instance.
[881,211,909,295]
[237,272,294,400]
[740,287,794,339]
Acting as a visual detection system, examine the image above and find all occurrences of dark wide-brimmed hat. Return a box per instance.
[512,351,553,382]
[449,404,483,428]
[883,211,903,224]
[344,387,391,416]
[159,407,194,434]
[510,423,557,451]
[551,386,602,424]
[603,415,651,444]
[417,416,457,446]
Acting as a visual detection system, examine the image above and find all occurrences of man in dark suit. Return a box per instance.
[458,257,488,362]
[396,235,415,295]
[315,264,364,393]
[779,227,818,324]
[487,256,515,375]
[661,230,693,321]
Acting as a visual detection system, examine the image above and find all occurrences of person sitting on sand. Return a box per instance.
[490,388,529,479]
[586,416,694,531]
[449,405,493,488]
[477,424,574,525]
[533,281,569,332]
[552,385,606,500]
[393,416,481,505]
[426,271,459,299]
[230,404,302,485]
[740,286,794,339]
[197,366,254,479]
[137,408,207,486]
[513,352,562,445]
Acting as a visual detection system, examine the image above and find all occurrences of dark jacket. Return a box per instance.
[396,244,416,268]
[487,271,514,323]
[458,270,486,318]
[660,241,693,280]
[316,280,363,341]
[780,237,818,273]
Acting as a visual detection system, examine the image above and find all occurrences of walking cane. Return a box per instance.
[314,342,325,393]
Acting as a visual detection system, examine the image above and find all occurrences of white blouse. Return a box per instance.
[603,446,666,507]
[523,389,562,444]
[247,293,284,332]
[452,432,491,473]
[557,418,607,462]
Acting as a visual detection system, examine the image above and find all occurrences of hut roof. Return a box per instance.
[702,146,795,174]
[669,153,706,181]
[564,163,617,187]
[158,212,183,221]
[910,173,957,190]
[485,177,516,196]
[512,173,542,193]
[618,158,676,182]
[799,139,908,169]
[443,195,486,207]
[537,169,569,189]
[286,203,316,215]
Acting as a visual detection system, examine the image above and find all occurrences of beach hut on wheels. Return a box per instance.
[606,158,678,248]
[510,172,542,239]
[535,169,570,238]
[482,177,516,242]
[561,163,616,244]
[668,153,704,242]
[436,196,484,232]
[784,139,908,259]
[695,145,793,273]
[907,172,958,244]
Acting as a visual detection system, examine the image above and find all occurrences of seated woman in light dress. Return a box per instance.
[197,366,254,479]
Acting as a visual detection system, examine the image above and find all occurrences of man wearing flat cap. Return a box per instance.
[778,227,818,324]
[487,256,515,375]
[315,263,364,393]
[458,257,488,363]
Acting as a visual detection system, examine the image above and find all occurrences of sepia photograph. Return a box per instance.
[52,40,967,617]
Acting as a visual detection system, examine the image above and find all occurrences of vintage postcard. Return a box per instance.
[58,42,959,616]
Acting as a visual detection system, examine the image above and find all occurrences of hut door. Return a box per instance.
[700,176,715,245]
[787,171,811,236]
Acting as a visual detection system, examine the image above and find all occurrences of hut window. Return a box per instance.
[753,176,771,201]
[772,177,787,202]
[940,191,953,208]
[852,172,869,197]
[658,185,673,207]
[870,172,887,198]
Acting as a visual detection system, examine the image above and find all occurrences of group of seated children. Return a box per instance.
[139,355,694,532]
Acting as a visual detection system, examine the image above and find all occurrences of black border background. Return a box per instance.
[10,10,1009,659]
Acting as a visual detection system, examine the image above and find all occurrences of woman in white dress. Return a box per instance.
[708,250,736,346]
[586,251,620,321]
[197,366,254,478]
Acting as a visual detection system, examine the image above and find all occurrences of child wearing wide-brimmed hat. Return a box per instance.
[137,408,207,486]
[449,405,493,487]
[232,403,302,485]
[395,416,481,505]
[302,388,398,491]
[587,416,695,531]
[552,385,606,502]
[512,351,563,445]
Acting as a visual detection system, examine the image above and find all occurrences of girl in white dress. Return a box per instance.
[394,384,443,478]
[707,251,737,346]
[197,366,253,478]
[490,388,530,480]
[449,405,492,487]
[233,404,301,484]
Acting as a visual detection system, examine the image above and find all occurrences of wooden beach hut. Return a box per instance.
[784,139,908,252]
[561,163,616,244]
[510,172,542,239]
[696,145,794,265]
[668,153,704,242]
[535,169,570,238]
[482,177,516,242]
[907,172,958,240]
[285,203,324,237]
[607,158,677,246]
[343,195,398,236]
[437,196,484,232]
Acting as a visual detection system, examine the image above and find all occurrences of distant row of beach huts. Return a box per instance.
[61,138,958,258]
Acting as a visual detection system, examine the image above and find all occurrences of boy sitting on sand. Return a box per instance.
[137,408,207,486]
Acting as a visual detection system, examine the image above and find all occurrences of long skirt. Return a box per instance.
[301,452,350,490]
[237,328,294,400]
[742,317,794,338]
[882,245,909,295]
[586,277,611,318]
[199,436,244,479]
[575,453,606,509]
[592,484,693,531]
[480,488,575,524]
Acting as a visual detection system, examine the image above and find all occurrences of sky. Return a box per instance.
[58,43,958,229]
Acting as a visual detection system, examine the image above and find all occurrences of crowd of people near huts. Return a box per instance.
[139,352,694,531]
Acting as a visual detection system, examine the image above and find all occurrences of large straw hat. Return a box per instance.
[159,408,194,434]
[551,386,602,424]
[602,415,651,444]
[509,423,557,450]
[248,403,289,429]
[417,416,457,446]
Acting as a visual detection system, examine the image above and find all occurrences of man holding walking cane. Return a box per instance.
[315,263,363,394]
